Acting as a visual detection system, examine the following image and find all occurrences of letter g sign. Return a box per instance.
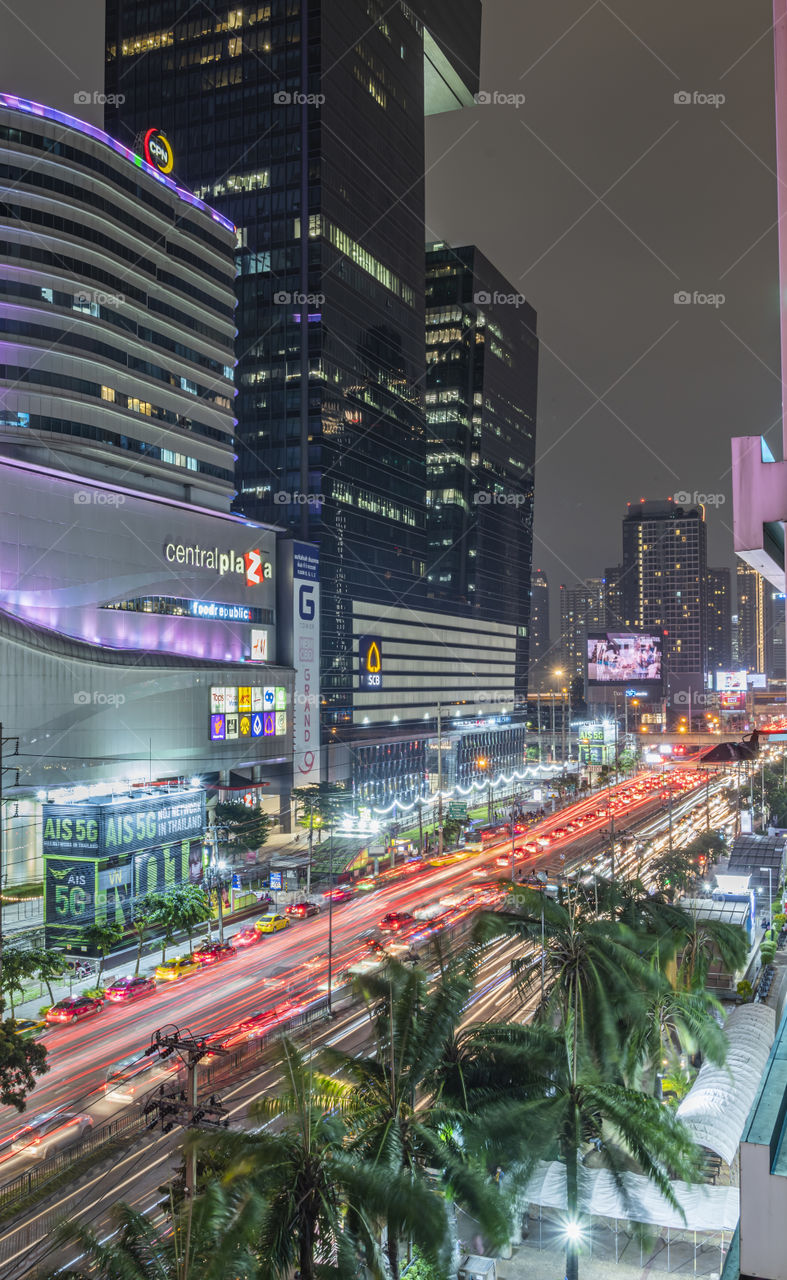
[298,584,315,621]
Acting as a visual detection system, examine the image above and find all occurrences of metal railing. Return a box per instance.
[0,997,331,1222]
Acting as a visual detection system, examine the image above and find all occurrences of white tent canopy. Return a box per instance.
[677,1003,776,1166]
[519,1161,740,1233]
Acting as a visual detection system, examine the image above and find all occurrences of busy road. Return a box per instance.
[0,768,720,1175]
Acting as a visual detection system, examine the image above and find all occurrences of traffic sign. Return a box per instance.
[448,802,467,819]
[231,874,241,889]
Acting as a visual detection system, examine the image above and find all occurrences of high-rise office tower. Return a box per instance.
[706,567,732,674]
[604,565,625,630]
[769,589,786,682]
[737,563,768,673]
[559,578,606,680]
[424,242,537,699]
[105,1,482,728]
[620,499,708,678]
[528,569,550,669]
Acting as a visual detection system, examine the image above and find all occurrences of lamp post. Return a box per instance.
[760,865,773,928]
[327,820,335,1012]
[477,756,491,822]
[552,669,563,766]
[203,825,230,943]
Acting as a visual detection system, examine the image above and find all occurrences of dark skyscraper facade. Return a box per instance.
[105,1,481,729]
[620,499,708,679]
[529,568,550,670]
[424,242,537,699]
[706,567,732,675]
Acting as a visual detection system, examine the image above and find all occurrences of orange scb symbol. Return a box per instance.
[366,641,381,672]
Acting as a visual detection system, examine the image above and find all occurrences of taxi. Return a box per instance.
[255,913,290,934]
[155,955,200,982]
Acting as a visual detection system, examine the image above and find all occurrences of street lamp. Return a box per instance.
[476,756,491,821]
[552,669,563,767]
[203,825,230,943]
[760,865,774,928]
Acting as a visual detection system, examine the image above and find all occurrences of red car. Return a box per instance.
[46,994,103,1024]
[233,926,264,948]
[379,911,415,932]
[105,975,156,1003]
[325,887,353,904]
[286,901,321,918]
[192,941,237,966]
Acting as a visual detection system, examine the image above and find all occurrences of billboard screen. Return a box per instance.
[587,633,662,685]
[715,670,747,693]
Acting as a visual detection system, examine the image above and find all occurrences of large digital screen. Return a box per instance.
[587,633,662,685]
[715,670,747,693]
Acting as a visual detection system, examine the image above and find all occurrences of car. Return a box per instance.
[495,854,511,868]
[286,901,321,918]
[192,941,237,965]
[471,864,491,878]
[233,926,265,948]
[324,886,353,904]
[11,1111,94,1159]
[105,975,157,1003]
[255,913,290,934]
[12,1016,47,1039]
[354,876,379,892]
[379,911,414,932]
[154,955,200,982]
[523,842,540,854]
[46,994,103,1024]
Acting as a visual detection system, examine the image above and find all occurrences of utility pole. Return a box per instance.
[437,702,444,860]
[204,825,228,943]
[0,726,20,977]
[142,1027,229,1200]
[327,822,335,1013]
[706,773,710,832]
[418,801,424,858]
[306,797,314,898]
[536,691,542,764]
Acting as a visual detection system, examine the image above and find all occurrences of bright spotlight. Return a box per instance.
[564,1220,583,1243]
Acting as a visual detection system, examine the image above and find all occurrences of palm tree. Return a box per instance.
[212,1034,452,1280]
[479,886,663,1070]
[44,1182,261,1280]
[446,1021,704,1280]
[622,984,728,1095]
[325,958,510,1279]
[674,911,749,991]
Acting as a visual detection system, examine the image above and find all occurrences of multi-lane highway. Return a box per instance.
[0,767,733,1278]
[0,770,719,1164]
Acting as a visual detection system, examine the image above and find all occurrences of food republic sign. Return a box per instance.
[164,542,272,587]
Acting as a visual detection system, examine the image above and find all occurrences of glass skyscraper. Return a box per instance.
[105,1,481,729]
[424,242,537,701]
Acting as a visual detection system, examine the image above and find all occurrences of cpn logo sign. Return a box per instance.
[143,128,174,174]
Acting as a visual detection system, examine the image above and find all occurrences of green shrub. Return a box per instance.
[84,987,106,1000]
[737,980,753,1002]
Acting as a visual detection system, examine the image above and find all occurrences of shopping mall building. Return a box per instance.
[0,96,314,883]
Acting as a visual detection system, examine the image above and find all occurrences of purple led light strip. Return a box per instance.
[0,94,235,234]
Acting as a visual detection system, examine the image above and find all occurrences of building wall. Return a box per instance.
[104,1,482,735]
[0,97,237,510]
[424,242,538,700]
[707,566,733,673]
[621,499,708,679]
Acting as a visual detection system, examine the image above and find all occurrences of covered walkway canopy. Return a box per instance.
[519,1161,739,1232]
[677,1004,775,1166]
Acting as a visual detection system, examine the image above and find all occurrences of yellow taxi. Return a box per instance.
[154,955,199,982]
[255,913,291,934]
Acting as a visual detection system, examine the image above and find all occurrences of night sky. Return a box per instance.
[3,0,781,617]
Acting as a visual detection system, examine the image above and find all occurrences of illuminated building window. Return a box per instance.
[101,385,116,402]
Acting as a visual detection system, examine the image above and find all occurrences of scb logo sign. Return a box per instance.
[298,584,315,621]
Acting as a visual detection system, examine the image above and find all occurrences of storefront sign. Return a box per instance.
[143,127,174,174]
[164,542,272,585]
[278,541,320,786]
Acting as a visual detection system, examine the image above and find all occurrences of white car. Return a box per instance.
[10,1111,93,1159]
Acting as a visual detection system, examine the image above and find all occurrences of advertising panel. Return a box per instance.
[716,670,747,710]
[44,856,98,947]
[587,633,662,685]
[359,636,383,690]
[277,540,320,786]
[43,791,205,858]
